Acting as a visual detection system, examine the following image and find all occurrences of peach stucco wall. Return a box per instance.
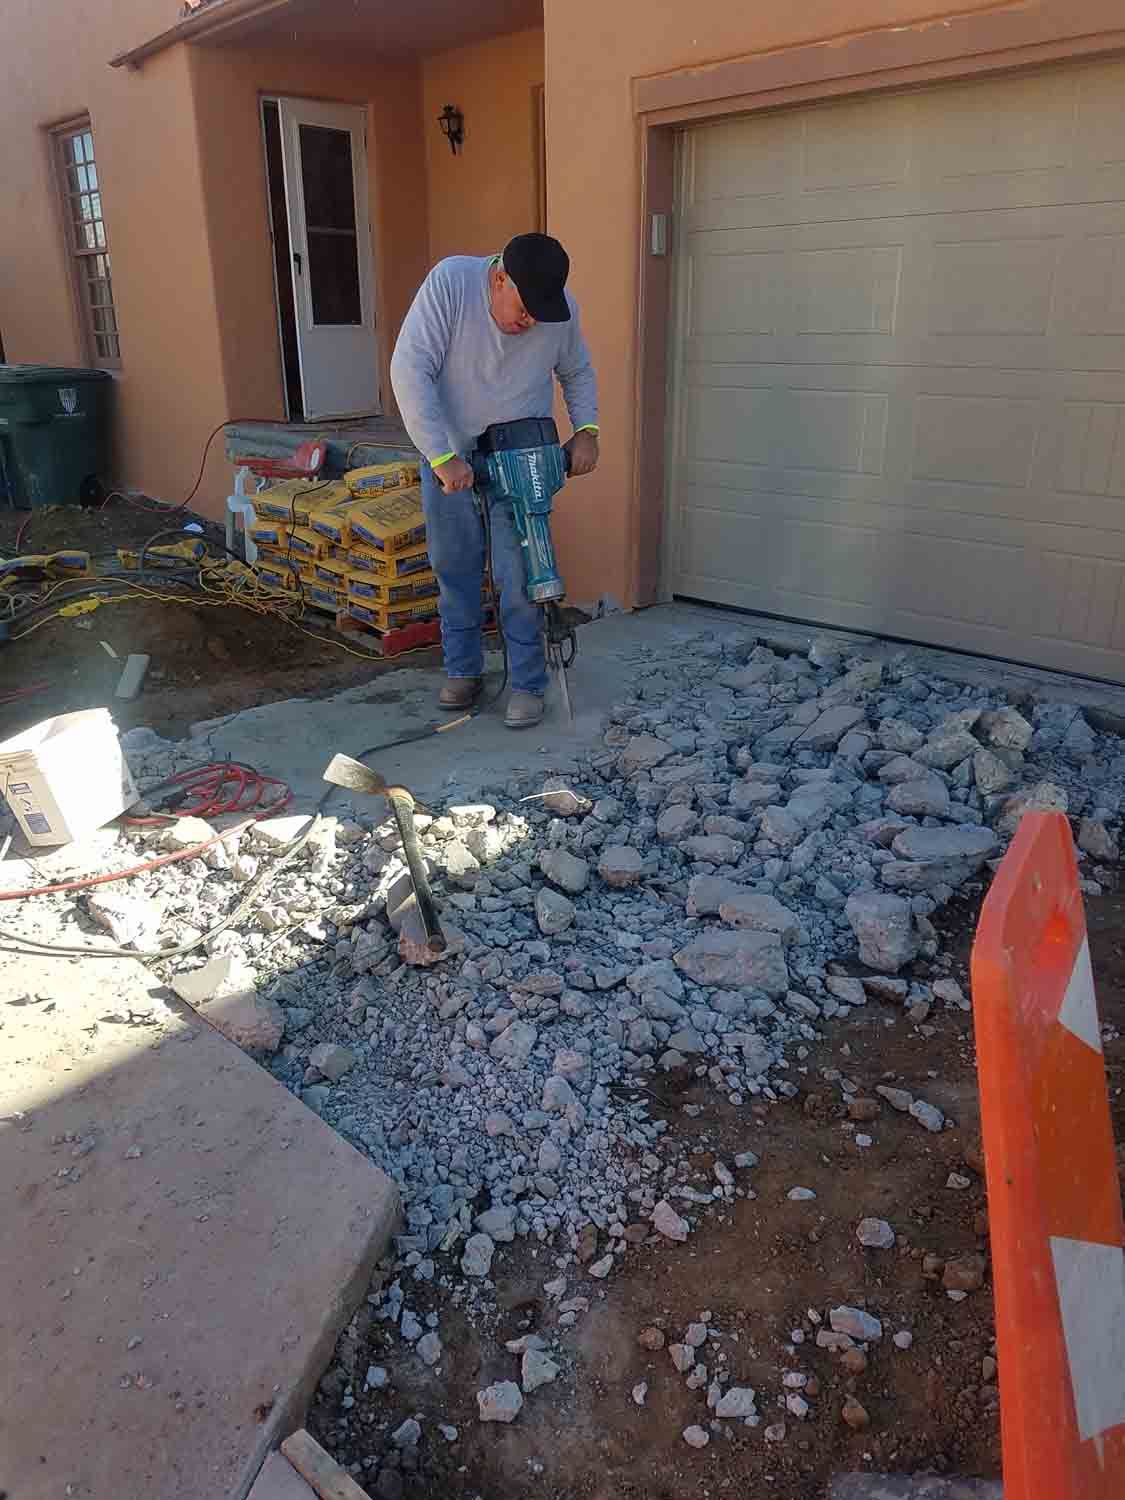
[7,0,1108,610]
[422,28,545,265]
[0,0,430,516]
[540,0,1047,608]
[1,0,228,509]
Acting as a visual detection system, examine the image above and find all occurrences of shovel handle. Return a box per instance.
[386,786,446,954]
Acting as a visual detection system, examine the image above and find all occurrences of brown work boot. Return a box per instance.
[438,676,482,710]
[504,690,544,729]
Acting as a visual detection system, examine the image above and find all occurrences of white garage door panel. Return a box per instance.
[668,56,1125,681]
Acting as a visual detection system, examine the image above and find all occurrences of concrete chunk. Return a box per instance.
[477,1380,523,1423]
[598,846,645,887]
[674,929,789,996]
[718,890,801,945]
[846,891,918,973]
[800,705,867,750]
[686,875,741,917]
[171,955,284,1056]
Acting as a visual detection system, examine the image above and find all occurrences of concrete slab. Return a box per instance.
[193,603,1125,819]
[196,605,737,812]
[247,1452,318,1500]
[0,938,399,1500]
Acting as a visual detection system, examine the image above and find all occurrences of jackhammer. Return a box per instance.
[472,417,578,721]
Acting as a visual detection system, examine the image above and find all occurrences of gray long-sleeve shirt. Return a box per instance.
[389,255,599,462]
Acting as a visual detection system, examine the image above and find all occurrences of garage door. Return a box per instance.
[667,58,1125,681]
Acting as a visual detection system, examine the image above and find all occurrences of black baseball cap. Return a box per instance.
[502,233,571,323]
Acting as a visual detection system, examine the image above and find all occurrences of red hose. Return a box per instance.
[0,817,256,901]
[0,680,48,706]
[1,762,292,900]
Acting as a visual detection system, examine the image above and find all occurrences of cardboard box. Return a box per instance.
[0,709,138,848]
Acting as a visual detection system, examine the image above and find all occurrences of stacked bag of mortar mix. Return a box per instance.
[248,459,444,631]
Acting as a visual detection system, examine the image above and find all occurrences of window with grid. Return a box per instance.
[55,123,120,365]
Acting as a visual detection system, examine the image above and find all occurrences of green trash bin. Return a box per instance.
[0,364,113,510]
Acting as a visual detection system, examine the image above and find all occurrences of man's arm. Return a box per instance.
[555,304,599,434]
[555,304,599,476]
[390,266,470,488]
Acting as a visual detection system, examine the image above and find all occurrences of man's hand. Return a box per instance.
[434,456,474,493]
[564,430,599,478]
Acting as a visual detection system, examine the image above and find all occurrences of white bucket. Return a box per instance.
[0,708,138,847]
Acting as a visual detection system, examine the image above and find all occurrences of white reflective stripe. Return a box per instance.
[1058,936,1102,1054]
[1050,1235,1125,1443]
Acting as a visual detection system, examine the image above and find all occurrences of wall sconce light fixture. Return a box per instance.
[438,104,464,156]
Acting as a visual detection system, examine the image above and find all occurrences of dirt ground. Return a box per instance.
[305,884,1125,1500]
[0,503,431,741]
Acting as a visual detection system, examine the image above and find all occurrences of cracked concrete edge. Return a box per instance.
[828,1475,1003,1499]
[721,606,1125,715]
[232,1183,403,1500]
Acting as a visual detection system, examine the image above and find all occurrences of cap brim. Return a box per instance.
[526,291,571,324]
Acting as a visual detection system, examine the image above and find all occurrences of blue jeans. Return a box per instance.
[420,458,547,696]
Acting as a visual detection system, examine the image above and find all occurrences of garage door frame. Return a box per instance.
[630,0,1125,625]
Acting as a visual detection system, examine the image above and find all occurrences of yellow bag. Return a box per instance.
[348,598,437,631]
[344,460,420,497]
[347,486,427,554]
[251,479,349,528]
[348,539,430,579]
[346,568,439,606]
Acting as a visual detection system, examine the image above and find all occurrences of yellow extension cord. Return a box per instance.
[8,557,441,663]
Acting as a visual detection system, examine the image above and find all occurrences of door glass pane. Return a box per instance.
[307,231,362,325]
[299,123,362,326]
[299,124,357,230]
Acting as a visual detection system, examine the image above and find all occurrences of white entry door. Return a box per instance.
[277,97,381,420]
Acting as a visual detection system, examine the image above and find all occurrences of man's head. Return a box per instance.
[489,233,571,336]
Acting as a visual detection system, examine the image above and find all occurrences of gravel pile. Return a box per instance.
[8,630,1123,1299]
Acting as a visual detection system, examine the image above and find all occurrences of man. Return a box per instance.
[390,233,599,729]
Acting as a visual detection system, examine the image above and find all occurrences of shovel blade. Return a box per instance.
[322,753,388,797]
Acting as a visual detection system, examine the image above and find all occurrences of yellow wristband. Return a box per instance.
[575,425,599,435]
[430,451,456,467]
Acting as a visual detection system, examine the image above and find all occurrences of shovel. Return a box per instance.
[322,753,446,955]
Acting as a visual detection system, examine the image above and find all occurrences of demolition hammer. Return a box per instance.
[472,417,579,722]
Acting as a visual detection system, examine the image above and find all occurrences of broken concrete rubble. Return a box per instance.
[845,892,918,974]
[674,929,789,995]
[171,954,285,1055]
[37,622,1119,1350]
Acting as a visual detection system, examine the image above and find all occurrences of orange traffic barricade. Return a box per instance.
[971,810,1125,1499]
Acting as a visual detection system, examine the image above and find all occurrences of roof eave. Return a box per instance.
[109,0,293,69]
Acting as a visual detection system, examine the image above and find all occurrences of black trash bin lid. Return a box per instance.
[0,364,113,384]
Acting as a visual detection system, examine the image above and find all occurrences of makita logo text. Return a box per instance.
[528,456,544,499]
